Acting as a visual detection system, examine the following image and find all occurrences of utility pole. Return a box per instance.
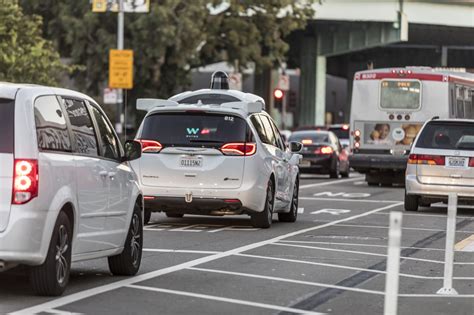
[116,0,124,137]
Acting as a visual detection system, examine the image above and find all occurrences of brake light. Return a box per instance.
[221,143,256,156]
[469,158,474,167]
[314,146,334,155]
[12,159,38,204]
[408,154,445,165]
[138,139,162,153]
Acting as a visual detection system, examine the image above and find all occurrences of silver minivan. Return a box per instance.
[0,83,143,296]
[405,118,474,211]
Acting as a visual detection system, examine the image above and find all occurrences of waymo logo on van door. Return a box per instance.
[186,128,200,135]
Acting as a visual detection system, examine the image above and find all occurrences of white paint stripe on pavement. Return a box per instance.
[12,202,401,315]
[234,253,458,280]
[299,176,363,189]
[322,222,474,234]
[144,249,222,254]
[278,240,445,251]
[399,293,474,298]
[375,212,474,220]
[188,267,384,295]
[300,197,402,204]
[126,284,326,315]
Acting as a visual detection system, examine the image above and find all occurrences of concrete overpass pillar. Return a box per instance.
[299,37,326,126]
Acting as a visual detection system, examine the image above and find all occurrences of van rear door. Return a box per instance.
[0,98,15,232]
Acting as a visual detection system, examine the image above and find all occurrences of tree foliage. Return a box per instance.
[21,0,315,98]
[0,0,71,85]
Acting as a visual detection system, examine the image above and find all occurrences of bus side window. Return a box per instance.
[450,88,456,118]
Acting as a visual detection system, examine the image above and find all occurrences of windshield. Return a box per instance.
[140,112,248,147]
[0,98,14,154]
[328,127,349,139]
[416,122,474,150]
[380,80,421,110]
[289,132,329,144]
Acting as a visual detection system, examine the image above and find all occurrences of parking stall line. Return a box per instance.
[12,202,402,315]
[278,240,446,252]
[126,284,326,315]
[300,197,402,203]
[143,249,222,254]
[398,293,474,298]
[299,176,363,189]
[375,212,474,220]
[315,222,474,234]
[187,267,385,295]
[234,253,463,280]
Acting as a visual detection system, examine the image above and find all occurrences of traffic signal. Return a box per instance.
[273,89,284,111]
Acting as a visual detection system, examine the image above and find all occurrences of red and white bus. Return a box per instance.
[349,67,474,186]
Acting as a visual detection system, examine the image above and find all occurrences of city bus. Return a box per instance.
[349,67,474,186]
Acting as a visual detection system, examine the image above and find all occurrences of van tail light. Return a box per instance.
[138,139,162,153]
[408,154,445,165]
[221,143,256,156]
[315,146,333,155]
[469,158,474,167]
[12,159,38,204]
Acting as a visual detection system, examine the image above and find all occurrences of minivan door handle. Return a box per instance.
[450,174,462,179]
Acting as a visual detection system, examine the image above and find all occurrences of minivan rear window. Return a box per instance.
[416,122,474,150]
[289,132,329,144]
[0,98,14,153]
[140,113,247,147]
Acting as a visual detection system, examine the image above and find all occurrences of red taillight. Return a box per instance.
[469,158,474,167]
[408,154,445,165]
[12,159,38,204]
[221,143,256,156]
[314,146,333,155]
[138,139,162,153]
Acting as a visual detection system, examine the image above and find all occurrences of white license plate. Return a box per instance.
[446,157,468,168]
[180,158,202,168]
[300,160,311,167]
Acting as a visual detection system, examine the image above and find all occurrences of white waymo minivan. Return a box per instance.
[0,83,143,296]
[131,72,302,228]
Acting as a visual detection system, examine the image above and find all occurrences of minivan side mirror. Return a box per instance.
[122,140,142,162]
[289,141,303,153]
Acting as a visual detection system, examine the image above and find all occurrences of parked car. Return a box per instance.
[0,83,143,296]
[405,118,474,211]
[289,130,350,178]
[131,72,302,228]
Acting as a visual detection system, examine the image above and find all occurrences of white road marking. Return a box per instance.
[144,223,260,233]
[323,223,474,234]
[234,253,468,280]
[143,249,222,254]
[298,207,305,214]
[399,293,474,298]
[45,310,82,315]
[313,191,371,198]
[12,202,402,315]
[300,197,401,204]
[354,181,366,185]
[311,209,351,215]
[272,242,474,266]
[278,240,445,252]
[375,212,474,219]
[299,176,363,189]
[455,234,474,252]
[126,284,326,315]
[188,267,384,295]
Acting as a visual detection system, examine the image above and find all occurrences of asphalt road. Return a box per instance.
[2,173,474,315]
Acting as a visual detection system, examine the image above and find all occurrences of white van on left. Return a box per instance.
[0,83,143,296]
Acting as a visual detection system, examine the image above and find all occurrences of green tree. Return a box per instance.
[0,0,71,85]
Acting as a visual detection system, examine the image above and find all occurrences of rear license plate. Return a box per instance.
[180,157,202,168]
[300,160,311,167]
[446,157,468,168]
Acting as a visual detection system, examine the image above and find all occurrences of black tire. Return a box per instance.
[404,191,419,212]
[144,208,151,225]
[367,181,379,187]
[108,203,143,276]
[278,178,299,223]
[330,159,340,179]
[340,164,350,178]
[251,179,275,228]
[166,213,184,218]
[30,211,72,296]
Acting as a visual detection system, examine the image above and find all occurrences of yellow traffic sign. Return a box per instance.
[109,49,133,89]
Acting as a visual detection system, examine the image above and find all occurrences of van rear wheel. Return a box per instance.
[251,179,274,228]
[30,211,72,296]
[404,191,419,212]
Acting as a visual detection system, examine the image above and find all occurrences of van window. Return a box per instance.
[34,96,72,152]
[250,115,269,145]
[416,122,474,150]
[90,105,120,160]
[63,98,99,156]
[259,115,277,147]
[0,98,14,154]
[380,80,421,110]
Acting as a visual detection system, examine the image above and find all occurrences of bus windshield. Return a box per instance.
[380,80,421,110]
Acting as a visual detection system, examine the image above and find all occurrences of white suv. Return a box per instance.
[132,87,302,228]
[0,83,143,296]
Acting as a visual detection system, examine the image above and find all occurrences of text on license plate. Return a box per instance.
[446,157,468,168]
[180,158,202,168]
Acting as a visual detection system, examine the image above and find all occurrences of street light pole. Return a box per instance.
[116,0,124,137]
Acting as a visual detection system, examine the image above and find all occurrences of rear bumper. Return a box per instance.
[350,153,408,172]
[406,174,474,199]
[299,155,333,173]
[145,197,245,215]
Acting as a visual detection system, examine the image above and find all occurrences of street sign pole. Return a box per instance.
[116,0,124,136]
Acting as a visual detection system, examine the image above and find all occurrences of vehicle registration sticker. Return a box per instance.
[446,156,468,168]
[180,157,202,168]
[300,160,311,167]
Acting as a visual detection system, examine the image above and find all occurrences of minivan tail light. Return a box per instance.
[221,143,256,156]
[408,154,445,165]
[469,158,474,167]
[12,159,38,204]
[138,139,162,153]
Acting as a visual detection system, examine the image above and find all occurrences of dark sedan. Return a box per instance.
[289,130,350,178]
